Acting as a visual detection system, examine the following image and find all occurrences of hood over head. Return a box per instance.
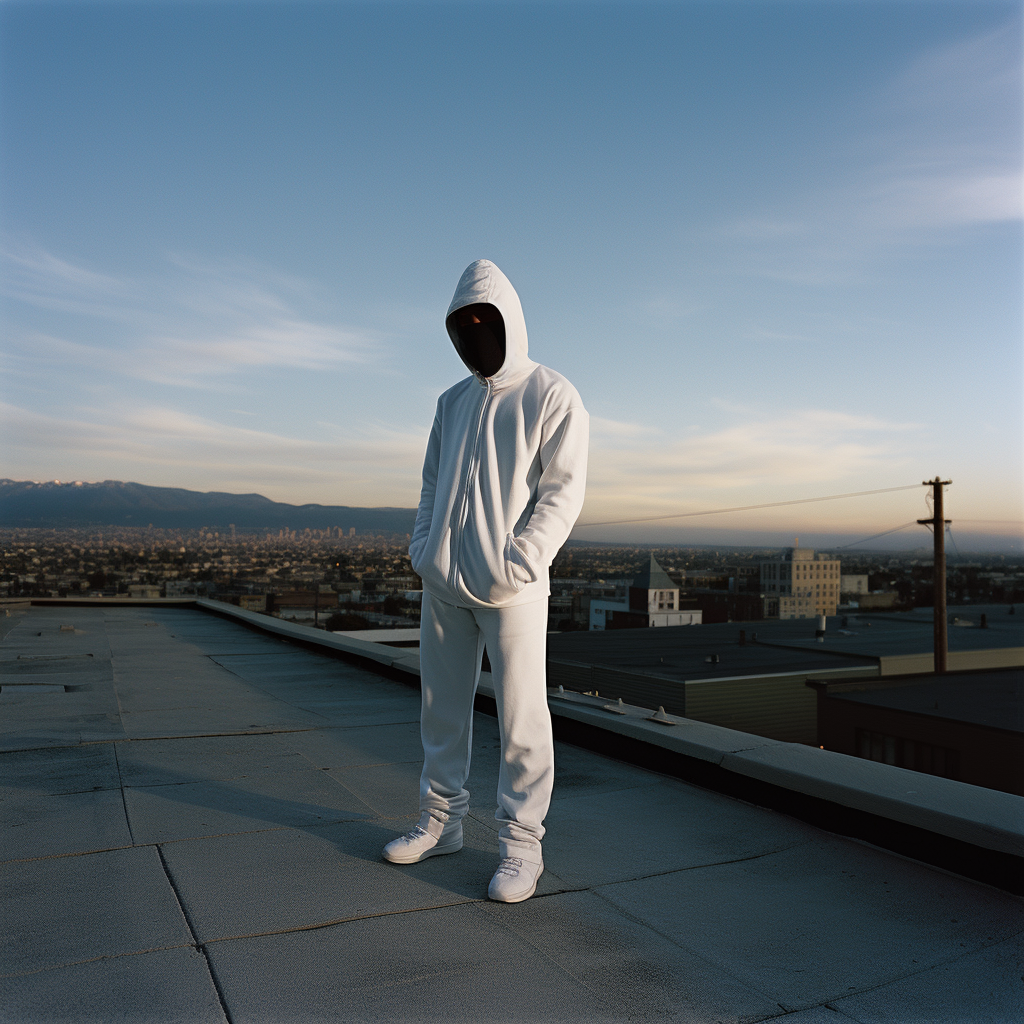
[446,260,533,386]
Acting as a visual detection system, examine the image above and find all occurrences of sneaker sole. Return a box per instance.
[383,837,463,865]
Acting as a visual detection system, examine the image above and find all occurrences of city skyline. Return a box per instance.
[1,1,1020,549]
[0,475,1017,552]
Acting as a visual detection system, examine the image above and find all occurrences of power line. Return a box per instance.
[835,522,919,549]
[574,483,923,529]
[952,519,1024,525]
[946,524,963,561]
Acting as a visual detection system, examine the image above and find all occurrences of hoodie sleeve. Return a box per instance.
[506,403,589,584]
[409,401,442,572]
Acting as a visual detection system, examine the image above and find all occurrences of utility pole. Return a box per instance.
[918,478,951,673]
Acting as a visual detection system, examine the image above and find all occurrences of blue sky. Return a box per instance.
[1,0,1021,548]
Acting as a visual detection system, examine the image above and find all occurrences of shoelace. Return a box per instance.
[400,824,430,843]
[494,857,523,877]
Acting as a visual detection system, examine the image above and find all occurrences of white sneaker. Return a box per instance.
[487,856,543,902]
[382,811,463,864]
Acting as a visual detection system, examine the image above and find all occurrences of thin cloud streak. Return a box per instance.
[0,402,425,505]
[584,409,923,513]
[706,19,1021,286]
[1,245,377,387]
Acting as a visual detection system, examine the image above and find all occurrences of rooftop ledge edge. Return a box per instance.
[184,599,1022,861]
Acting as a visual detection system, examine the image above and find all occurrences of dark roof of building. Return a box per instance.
[547,605,1024,681]
[548,620,878,680]
[823,668,1024,733]
[778,605,1024,658]
[631,554,677,591]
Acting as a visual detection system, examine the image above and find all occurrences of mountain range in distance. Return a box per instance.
[3,479,1018,553]
[0,479,418,534]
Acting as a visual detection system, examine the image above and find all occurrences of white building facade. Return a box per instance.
[840,574,869,595]
[759,544,840,620]
[589,555,702,630]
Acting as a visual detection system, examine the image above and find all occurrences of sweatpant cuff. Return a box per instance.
[499,836,543,864]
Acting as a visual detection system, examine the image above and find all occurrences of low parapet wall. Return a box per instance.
[195,598,1023,894]
[546,659,878,745]
[880,647,1024,675]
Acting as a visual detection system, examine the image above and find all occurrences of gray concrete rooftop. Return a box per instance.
[2,604,1023,1023]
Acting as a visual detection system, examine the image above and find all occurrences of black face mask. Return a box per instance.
[454,318,506,377]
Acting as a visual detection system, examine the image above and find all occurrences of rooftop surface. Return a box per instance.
[547,623,877,680]
[827,669,1024,733]
[770,605,1024,659]
[546,605,1024,682]
[2,604,1023,1023]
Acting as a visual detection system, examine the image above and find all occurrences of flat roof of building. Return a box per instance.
[775,604,1024,659]
[821,668,1024,734]
[2,603,1022,1022]
[548,605,1024,680]
[548,618,879,681]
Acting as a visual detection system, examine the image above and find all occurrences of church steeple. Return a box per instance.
[629,555,679,614]
[631,554,677,591]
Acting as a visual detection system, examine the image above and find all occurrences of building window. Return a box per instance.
[855,728,959,780]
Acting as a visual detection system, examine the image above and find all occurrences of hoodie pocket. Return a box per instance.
[414,527,451,595]
[504,534,536,593]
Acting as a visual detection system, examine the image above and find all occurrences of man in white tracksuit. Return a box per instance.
[382,259,589,902]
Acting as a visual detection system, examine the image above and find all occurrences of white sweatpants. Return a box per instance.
[418,591,553,860]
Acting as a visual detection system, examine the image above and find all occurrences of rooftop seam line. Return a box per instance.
[770,928,1024,1015]
[13,726,327,752]
[144,824,295,846]
[155,844,235,1023]
[0,842,135,866]
[156,843,202,946]
[2,824,352,864]
[197,896,487,945]
[194,944,235,1024]
[111,741,136,847]
[0,941,197,981]
[589,840,818,890]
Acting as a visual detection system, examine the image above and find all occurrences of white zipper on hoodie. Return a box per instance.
[450,377,493,593]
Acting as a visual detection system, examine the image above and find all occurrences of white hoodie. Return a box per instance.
[409,260,589,609]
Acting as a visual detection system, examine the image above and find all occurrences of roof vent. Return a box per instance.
[647,706,677,726]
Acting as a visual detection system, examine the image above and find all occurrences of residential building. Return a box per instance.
[590,555,702,630]
[841,574,869,596]
[760,543,840,619]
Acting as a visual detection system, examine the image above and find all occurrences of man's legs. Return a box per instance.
[384,591,553,902]
[418,591,485,823]
[476,598,553,868]
[383,592,483,864]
